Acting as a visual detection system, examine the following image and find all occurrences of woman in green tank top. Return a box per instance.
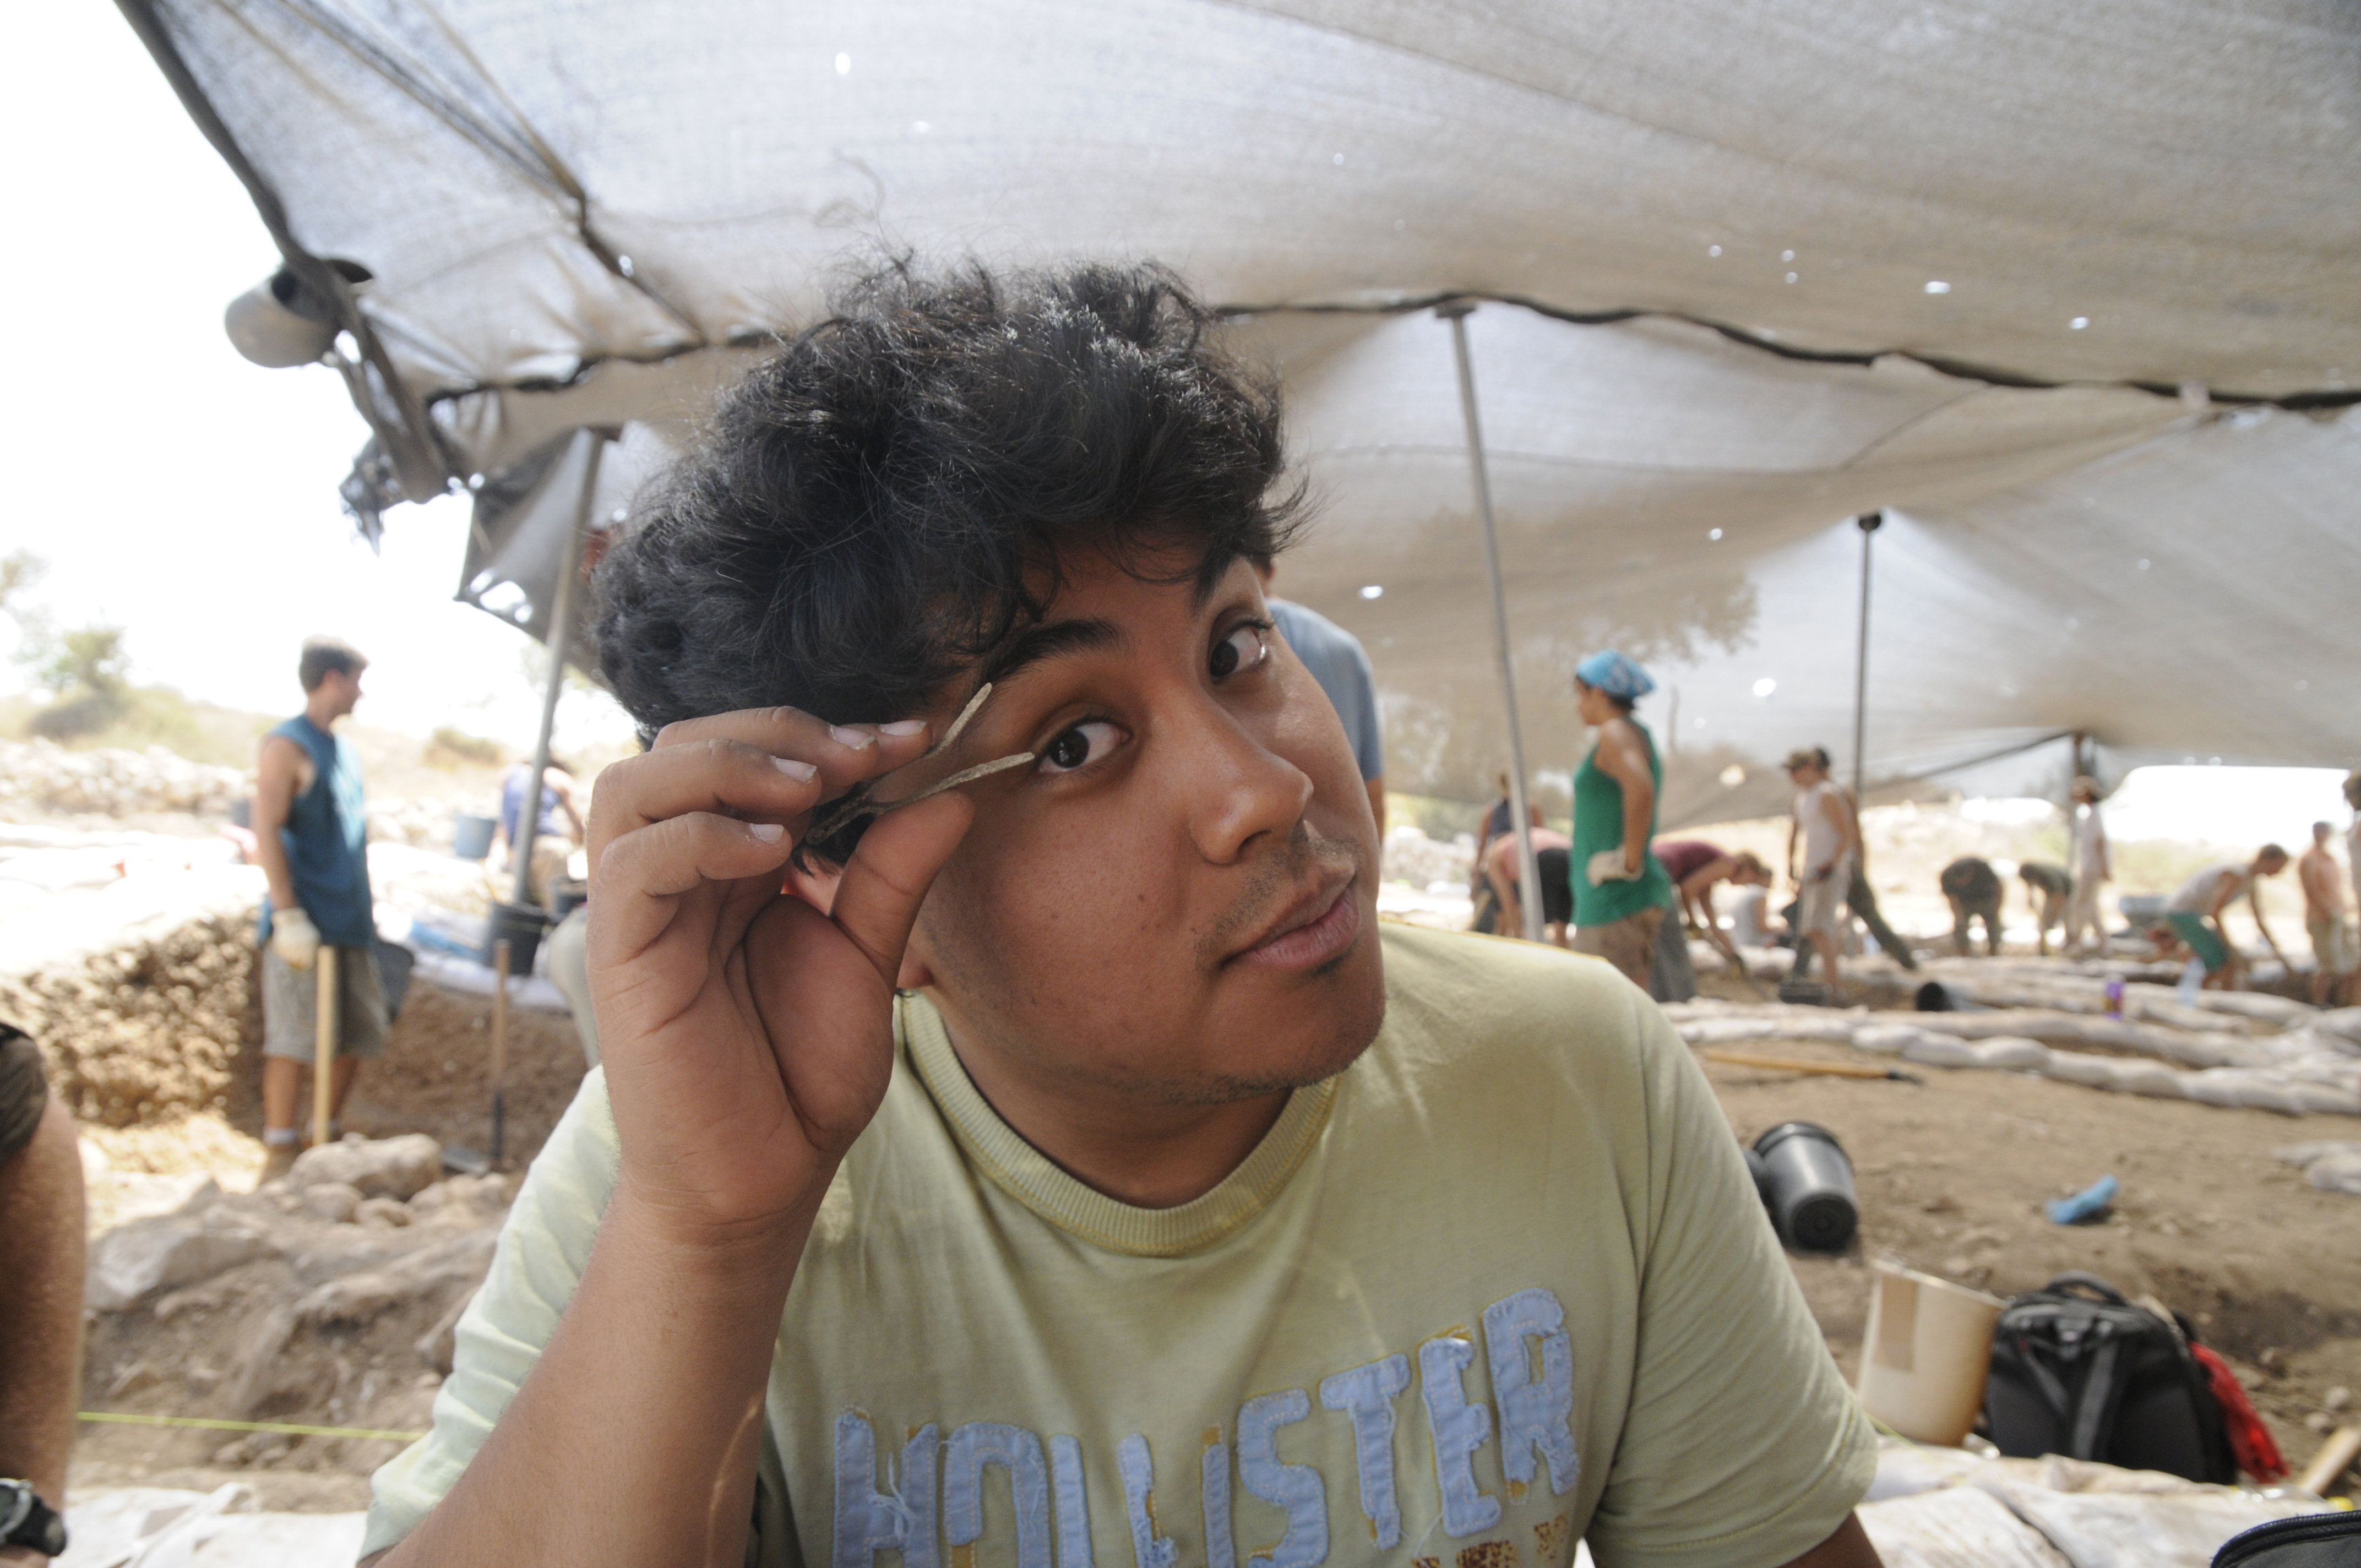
[1568,651,1674,988]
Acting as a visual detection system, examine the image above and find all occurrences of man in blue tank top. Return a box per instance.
[253,638,389,1170]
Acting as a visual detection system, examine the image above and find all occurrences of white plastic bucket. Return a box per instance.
[1855,1264,2006,1446]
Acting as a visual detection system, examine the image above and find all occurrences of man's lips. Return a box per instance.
[1228,867,1361,971]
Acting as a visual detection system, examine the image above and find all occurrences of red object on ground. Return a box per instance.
[2193,1342,2289,1482]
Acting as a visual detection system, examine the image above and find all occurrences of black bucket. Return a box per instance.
[483,901,551,976]
[1753,1121,1858,1253]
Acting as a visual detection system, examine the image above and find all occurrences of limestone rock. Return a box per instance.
[298,1182,363,1223]
[87,1213,276,1311]
[289,1134,442,1200]
[354,1196,412,1228]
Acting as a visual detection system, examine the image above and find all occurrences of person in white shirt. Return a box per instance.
[1783,747,1859,1001]
[2163,848,2291,992]
[2063,776,2111,956]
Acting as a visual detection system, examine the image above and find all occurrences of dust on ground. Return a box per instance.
[1690,966,2360,1478]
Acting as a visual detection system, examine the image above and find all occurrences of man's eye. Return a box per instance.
[1209,622,1269,682]
[1040,720,1123,774]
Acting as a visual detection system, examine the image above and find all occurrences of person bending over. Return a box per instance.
[2018,861,2072,958]
[1653,840,1771,971]
[1938,857,2004,958]
[360,263,1879,1568]
[2165,847,2292,992]
[1483,807,1573,946]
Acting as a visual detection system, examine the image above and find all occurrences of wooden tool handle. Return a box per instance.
[2299,1424,2361,1498]
[312,945,339,1150]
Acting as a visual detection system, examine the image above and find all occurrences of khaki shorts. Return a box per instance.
[263,945,391,1062]
[1797,855,1855,937]
[1571,905,1666,989]
[2310,915,2360,977]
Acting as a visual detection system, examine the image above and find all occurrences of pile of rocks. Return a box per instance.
[1,904,260,1127]
[83,1135,515,1472]
[1380,824,1477,892]
[0,739,247,819]
[367,797,482,852]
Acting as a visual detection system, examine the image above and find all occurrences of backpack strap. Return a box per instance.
[2045,1271,2131,1305]
[2067,1336,2126,1460]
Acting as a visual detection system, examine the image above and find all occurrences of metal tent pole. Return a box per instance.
[1439,302,1545,944]
[1850,511,1883,803]
[512,431,604,912]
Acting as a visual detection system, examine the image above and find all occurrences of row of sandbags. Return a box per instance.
[1665,1003,2361,1117]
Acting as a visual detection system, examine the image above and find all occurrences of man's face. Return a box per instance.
[1788,763,1822,788]
[902,549,1385,1107]
[318,668,363,718]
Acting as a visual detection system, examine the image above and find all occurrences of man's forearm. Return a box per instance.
[0,1099,85,1505]
[251,831,298,913]
[382,1183,816,1568]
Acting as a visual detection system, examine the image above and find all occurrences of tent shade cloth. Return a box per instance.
[121,0,2361,797]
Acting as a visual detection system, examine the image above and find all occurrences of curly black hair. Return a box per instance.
[595,261,1305,760]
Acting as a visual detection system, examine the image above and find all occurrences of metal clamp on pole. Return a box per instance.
[1851,510,1884,804]
[1440,300,1546,944]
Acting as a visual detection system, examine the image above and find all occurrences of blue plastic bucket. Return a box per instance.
[451,812,498,861]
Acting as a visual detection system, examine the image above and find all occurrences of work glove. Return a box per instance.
[1587,848,1642,888]
[272,907,321,970]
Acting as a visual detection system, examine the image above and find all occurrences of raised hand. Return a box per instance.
[583,709,975,1241]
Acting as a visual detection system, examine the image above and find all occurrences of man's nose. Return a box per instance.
[1166,696,1312,865]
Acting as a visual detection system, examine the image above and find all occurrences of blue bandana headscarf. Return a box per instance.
[1575,649,1655,701]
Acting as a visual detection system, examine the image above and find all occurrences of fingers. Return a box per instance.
[589,809,802,967]
[827,792,976,984]
[588,712,931,872]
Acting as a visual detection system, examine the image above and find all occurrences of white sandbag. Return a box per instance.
[2276,1140,2361,1167]
[1854,1023,1940,1055]
[2112,1060,2188,1099]
[1902,1036,1985,1069]
[2302,1150,2361,1195]
[2316,1008,2361,1047]
[2043,1052,2128,1090]
[1866,1440,1995,1502]
[2286,1084,2361,1117]
[2182,1070,2305,1116]
[1968,1473,2325,1568]
[1859,1484,2070,1568]
[1969,1037,2053,1072]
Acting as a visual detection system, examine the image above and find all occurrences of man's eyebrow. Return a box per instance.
[980,617,1128,688]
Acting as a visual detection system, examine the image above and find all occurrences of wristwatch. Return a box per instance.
[0,1480,66,1558]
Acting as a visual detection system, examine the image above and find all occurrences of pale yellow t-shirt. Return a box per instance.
[365,922,1872,1567]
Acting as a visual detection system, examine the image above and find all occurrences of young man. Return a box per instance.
[1938,857,2003,957]
[2163,847,2292,992]
[2019,861,2073,958]
[2063,776,2111,956]
[361,265,1878,1568]
[1783,748,1859,998]
[2298,822,2357,1006]
[252,637,387,1171]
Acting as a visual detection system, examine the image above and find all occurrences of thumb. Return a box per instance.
[828,792,976,985]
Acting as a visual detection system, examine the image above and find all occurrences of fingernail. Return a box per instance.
[748,821,786,843]
[879,718,927,737]
[772,756,818,781]
[829,725,875,750]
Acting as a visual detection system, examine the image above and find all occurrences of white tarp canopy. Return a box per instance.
[120,0,2361,803]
